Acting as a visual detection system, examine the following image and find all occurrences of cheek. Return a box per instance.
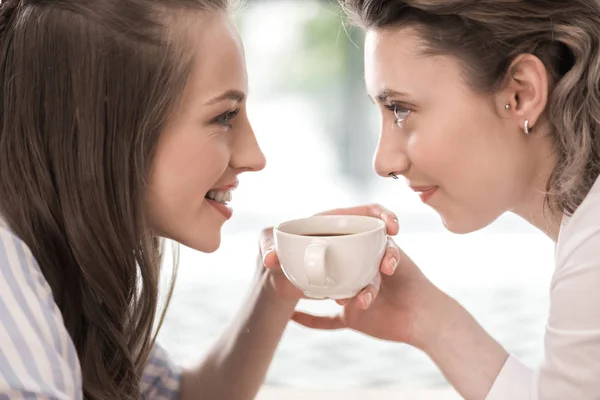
[406,119,473,182]
[147,135,230,232]
[417,116,524,230]
[405,94,529,232]
[410,109,501,185]
[159,135,228,192]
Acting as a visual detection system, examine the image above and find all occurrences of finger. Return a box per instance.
[291,311,346,330]
[335,298,349,306]
[259,227,279,269]
[315,204,399,236]
[356,273,381,310]
[380,238,401,276]
[259,227,274,256]
[263,250,280,270]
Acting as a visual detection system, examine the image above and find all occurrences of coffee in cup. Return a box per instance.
[273,215,386,299]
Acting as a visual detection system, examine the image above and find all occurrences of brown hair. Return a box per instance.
[341,0,600,215]
[0,0,231,398]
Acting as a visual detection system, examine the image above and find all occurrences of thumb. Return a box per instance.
[259,227,279,269]
[291,311,346,330]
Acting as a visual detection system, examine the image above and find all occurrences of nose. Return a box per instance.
[230,119,266,173]
[373,123,410,178]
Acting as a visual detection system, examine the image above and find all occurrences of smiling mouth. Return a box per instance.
[205,189,232,205]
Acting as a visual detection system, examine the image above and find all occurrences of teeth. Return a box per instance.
[205,189,232,205]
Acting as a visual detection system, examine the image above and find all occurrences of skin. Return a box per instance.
[147,13,265,253]
[146,13,401,400]
[292,27,566,400]
[365,27,559,236]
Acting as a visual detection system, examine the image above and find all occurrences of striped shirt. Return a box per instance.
[0,218,181,399]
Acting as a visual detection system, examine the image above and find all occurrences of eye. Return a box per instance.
[385,103,411,127]
[212,108,241,127]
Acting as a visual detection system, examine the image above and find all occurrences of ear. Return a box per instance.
[496,54,549,131]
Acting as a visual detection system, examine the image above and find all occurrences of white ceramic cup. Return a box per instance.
[273,215,387,299]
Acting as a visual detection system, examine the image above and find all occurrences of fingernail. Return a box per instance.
[393,217,398,224]
[389,257,398,273]
[363,292,373,308]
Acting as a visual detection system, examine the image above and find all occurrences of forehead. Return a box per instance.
[184,13,247,101]
[365,26,425,67]
[364,27,465,98]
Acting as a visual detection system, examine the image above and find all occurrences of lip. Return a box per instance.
[409,185,439,203]
[209,179,239,192]
[206,198,233,219]
[205,179,238,220]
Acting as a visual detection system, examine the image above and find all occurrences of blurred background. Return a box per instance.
[158,0,555,394]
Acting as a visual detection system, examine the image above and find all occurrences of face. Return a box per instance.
[147,13,265,252]
[365,27,541,233]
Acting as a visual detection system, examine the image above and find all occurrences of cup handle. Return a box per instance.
[304,243,328,288]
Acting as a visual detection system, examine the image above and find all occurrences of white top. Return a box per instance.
[486,175,600,399]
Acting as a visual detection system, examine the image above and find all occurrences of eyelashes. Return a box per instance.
[384,103,411,127]
[212,108,241,128]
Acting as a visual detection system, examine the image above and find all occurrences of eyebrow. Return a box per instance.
[376,89,410,102]
[205,89,246,105]
[368,88,410,103]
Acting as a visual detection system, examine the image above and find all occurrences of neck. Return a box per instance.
[513,189,563,242]
[512,136,562,242]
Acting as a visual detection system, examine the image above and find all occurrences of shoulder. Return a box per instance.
[0,221,58,317]
[0,220,82,398]
[542,176,600,396]
[141,343,181,399]
[555,175,600,268]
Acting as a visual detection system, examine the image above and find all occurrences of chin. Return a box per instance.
[155,213,225,253]
[184,213,227,253]
[193,234,222,253]
[174,230,222,253]
[440,212,495,235]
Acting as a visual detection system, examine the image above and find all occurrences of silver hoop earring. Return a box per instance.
[524,119,531,135]
[388,172,399,180]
